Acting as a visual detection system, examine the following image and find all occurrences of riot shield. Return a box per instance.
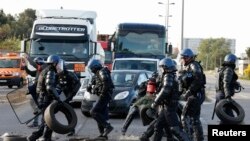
[6,85,40,124]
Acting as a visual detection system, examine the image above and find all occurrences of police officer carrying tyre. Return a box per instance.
[56,59,81,136]
[86,58,114,140]
[215,53,239,121]
[140,57,190,141]
[179,48,205,141]
[27,55,63,141]
[121,72,159,136]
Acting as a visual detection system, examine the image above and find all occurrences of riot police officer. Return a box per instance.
[140,57,189,141]
[56,59,81,136]
[216,53,239,119]
[23,56,46,128]
[180,48,205,141]
[86,58,114,139]
[27,55,62,141]
[121,72,159,135]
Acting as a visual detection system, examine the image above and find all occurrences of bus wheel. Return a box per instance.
[8,85,13,89]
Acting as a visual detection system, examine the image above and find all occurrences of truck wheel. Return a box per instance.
[215,99,245,124]
[8,85,13,89]
[17,79,24,88]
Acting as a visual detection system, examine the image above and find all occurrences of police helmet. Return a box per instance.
[33,57,44,65]
[224,53,237,64]
[87,58,103,73]
[46,55,60,65]
[180,48,195,58]
[159,57,177,72]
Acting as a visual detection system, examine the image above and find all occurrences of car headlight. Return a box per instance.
[114,91,129,100]
[13,72,20,76]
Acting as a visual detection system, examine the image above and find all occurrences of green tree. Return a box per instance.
[13,8,36,39]
[245,47,250,59]
[197,38,231,70]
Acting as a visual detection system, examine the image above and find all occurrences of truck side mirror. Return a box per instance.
[168,44,172,54]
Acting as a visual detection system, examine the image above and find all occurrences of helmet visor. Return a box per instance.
[56,59,64,73]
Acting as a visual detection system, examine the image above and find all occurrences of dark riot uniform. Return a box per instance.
[121,72,159,136]
[180,48,205,141]
[87,59,114,139]
[57,67,81,136]
[141,58,189,141]
[27,55,62,141]
[57,69,81,103]
[216,53,238,120]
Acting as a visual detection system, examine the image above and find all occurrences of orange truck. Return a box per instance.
[0,53,27,88]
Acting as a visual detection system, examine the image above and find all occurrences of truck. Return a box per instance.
[21,9,104,87]
[81,23,172,111]
[108,22,172,60]
[0,52,27,88]
[97,34,112,70]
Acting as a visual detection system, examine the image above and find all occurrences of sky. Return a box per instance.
[1,0,250,56]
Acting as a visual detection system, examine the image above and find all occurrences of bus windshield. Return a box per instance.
[116,32,165,56]
[30,39,89,61]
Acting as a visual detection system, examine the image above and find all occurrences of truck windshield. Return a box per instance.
[116,32,165,56]
[0,59,20,68]
[30,39,89,61]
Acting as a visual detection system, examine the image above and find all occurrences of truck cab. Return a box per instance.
[0,53,27,88]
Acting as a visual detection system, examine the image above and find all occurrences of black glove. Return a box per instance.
[226,96,233,102]
[86,85,92,93]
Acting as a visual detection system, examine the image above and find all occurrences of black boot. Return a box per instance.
[152,131,164,141]
[39,126,53,141]
[27,133,42,141]
[27,129,43,141]
[67,128,75,136]
[103,124,114,136]
[171,126,190,141]
[139,133,150,141]
[121,106,138,135]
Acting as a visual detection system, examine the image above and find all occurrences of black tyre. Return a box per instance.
[139,105,154,126]
[44,101,77,134]
[8,85,13,89]
[3,135,27,141]
[215,99,245,124]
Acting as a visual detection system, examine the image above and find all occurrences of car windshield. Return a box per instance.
[0,59,20,68]
[113,59,158,72]
[111,72,136,87]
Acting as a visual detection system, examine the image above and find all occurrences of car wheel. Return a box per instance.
[215,99,245,124]
[44,101,78,134]
[3,135,27,141]
[8,85,13,89]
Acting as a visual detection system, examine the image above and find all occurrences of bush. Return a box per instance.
[243,64,250,79]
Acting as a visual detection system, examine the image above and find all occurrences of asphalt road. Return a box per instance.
[0,73,249,141]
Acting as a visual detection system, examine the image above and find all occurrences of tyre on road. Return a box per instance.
[215,99,245,124]
[44,101,77,134]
